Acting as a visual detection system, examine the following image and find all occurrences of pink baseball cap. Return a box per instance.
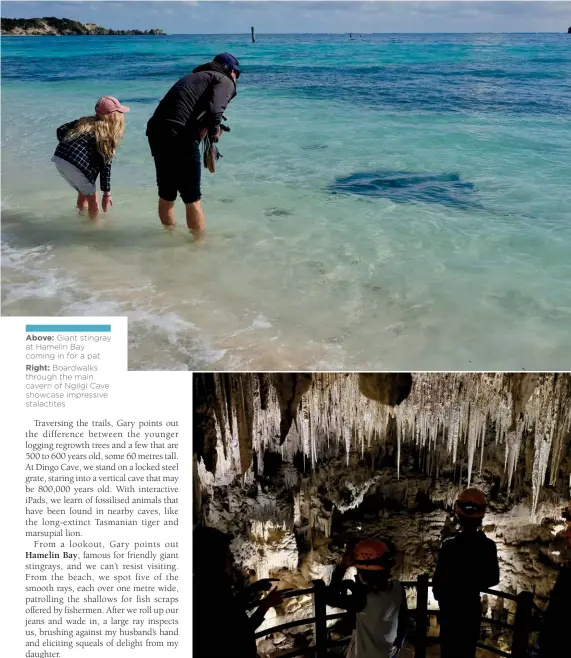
[95,96,130,115]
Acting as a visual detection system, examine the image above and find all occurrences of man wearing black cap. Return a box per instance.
[433,489,500,658]
[147,53,240,235]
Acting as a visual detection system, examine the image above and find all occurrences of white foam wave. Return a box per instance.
[1,239,227,370]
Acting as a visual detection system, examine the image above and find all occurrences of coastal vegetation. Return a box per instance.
[1,17,165,36]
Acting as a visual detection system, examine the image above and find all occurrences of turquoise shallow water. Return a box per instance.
[2,34,571,370]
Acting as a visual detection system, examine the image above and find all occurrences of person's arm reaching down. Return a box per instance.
[206,77,235,141]
[100,162,112,193]
[100,162,112,211]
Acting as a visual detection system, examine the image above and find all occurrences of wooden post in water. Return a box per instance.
[312,580,328,658]
[415,574,429,658]
[251,26,256,43]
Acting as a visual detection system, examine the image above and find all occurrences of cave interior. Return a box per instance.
[193,373,571,656]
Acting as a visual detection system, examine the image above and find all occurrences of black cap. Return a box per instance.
[214,52,241,78]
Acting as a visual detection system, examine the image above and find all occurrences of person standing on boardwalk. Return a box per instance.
[146,53,240,236]
[539,507,571,658]
[326,538,409,658]
[432,488,500,658]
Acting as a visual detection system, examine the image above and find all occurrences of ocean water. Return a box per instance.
[2,33,570,370]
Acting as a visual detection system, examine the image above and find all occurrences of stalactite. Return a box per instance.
[195,373,571,514]
[213,374,231,458]
[272,374,313,444]
[527,377,562,516]
[506,419,524,491]
[193,374,219,474]
[509,373,541,429]
[397,427,401,480]
[235,375,254,474]
[193,455,203,524]
[258,373,270,410]
[548,379,571,487]
[448,407,460,462]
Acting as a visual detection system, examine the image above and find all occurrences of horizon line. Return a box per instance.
[171,30,565,34]
[3,30,566,35]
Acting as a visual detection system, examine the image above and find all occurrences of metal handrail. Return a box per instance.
[255,617,316,639]
[246,587,315,610]
[482,587,519,602]
[253,576,537,657]
[481,616,514,631]
[476,643,512,657]
[325,612,348,622]
[270,646,316,658]
[281,587,315,599]
[255,607,517,639]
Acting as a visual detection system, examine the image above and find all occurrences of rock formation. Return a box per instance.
[1,17,165,36]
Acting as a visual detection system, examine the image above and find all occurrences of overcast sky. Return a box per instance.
[2,1,570,34]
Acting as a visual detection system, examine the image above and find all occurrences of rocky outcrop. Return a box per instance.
[271,374,313,444]
[1,17,165,36]
[359,373,412,405]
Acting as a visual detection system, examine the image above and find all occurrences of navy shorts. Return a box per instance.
[149,138,202,205]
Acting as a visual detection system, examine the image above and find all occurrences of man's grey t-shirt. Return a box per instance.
[348,579,404,658]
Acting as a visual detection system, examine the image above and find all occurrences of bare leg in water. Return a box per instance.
[185,201,205,238]
[77,193,99,220]
[158,198,205,239]
[158,198,176,228]
[77,193,88,214]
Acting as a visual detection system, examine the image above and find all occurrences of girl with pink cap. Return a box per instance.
[52,96,129,219]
